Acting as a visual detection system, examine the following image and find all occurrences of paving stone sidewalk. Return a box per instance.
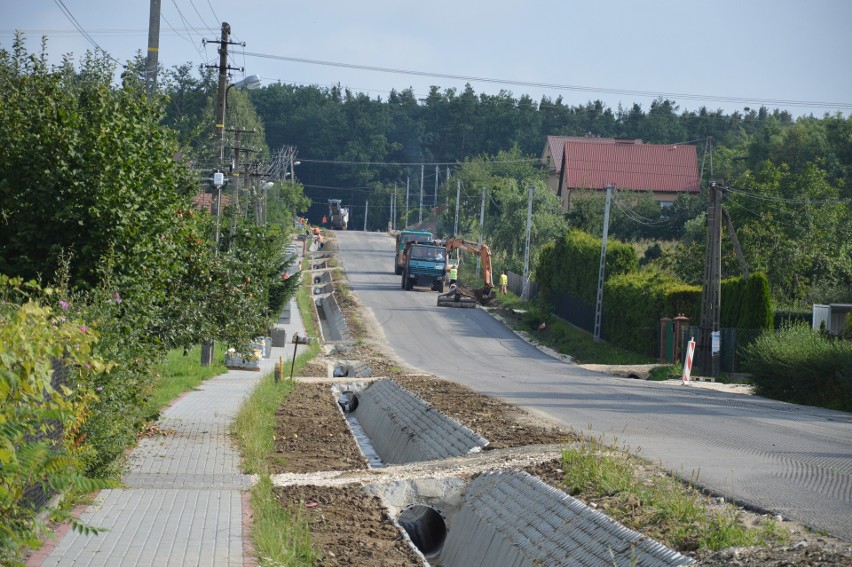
[30,260,310,566]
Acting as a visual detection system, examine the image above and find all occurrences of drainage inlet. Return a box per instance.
[398,505,447,557]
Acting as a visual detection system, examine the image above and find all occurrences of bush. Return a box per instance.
[0,277,112,563]
[742,323,852,411]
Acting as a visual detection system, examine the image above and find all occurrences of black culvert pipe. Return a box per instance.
[397,505,447,556]
[337,391,358,412]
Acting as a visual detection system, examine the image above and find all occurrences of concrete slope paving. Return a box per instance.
[335,230,852,542]
[32,292,310,566]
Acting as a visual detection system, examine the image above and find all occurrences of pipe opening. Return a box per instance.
[337,390,359,412]
[313,276,321,284]
[397,505,446,557]
[333,365,349,378]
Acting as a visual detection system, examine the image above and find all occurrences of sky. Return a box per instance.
[2,0,851,119]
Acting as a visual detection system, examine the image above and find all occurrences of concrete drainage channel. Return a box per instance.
[301,247,693,566]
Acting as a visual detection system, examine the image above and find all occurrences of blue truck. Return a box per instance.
[394,229,433,275]
[400,242,447,292]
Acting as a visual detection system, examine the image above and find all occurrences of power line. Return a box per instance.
[725,186,852,205]
[242,51,852,111]
[50,0,120,64]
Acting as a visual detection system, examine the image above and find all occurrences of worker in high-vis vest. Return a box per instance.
[448,265,458,286]
[499,270,508,294]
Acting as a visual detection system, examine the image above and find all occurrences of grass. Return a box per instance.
[233,266,321,564]
[492,293,655,365]
[250,476,315,566]
[560,436,787,552]
[145,344,227,419]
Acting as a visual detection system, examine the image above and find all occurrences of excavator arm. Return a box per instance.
[438,238,495,307]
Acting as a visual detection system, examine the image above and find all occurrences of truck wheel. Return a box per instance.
[437,279,445,293]
[395,264,402,275]
[404,269,413,290]
[401,271,406,289]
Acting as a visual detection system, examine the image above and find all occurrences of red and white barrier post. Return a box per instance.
[682,336,696,384]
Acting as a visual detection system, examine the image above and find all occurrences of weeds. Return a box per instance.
[250,476,314,566]
[560,436,787,552]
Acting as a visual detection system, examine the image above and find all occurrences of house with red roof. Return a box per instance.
[542,137,700,209]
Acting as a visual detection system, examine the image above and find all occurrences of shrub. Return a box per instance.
[742,323,852,411]
[0,277,112,563]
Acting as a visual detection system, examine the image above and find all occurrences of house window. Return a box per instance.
[660,201,674,209]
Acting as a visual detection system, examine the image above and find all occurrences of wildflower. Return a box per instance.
[60,300,69,310]
[96,386,104,391]
[80,325,87,333]
[113,292,122,304]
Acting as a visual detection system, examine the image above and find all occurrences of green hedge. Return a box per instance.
[536,229,637,303]
[603,269,700,355]
[535,229,774,358]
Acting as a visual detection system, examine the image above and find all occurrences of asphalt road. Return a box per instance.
[335,230,852,541]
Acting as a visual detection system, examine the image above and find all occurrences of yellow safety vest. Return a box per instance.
[449,267,458,280]
[500,274,508,286]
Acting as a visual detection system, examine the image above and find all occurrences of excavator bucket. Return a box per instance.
[437,289,478,308]
[437,284,490,308]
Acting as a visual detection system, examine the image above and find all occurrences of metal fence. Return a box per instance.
[506,270,539,300]
[20,359,69,513]
[681,326,766,374]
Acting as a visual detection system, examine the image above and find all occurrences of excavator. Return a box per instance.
[436,238,495,308]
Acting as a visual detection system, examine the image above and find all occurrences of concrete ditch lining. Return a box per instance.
[440,470,694,566]
[354,379,489,465]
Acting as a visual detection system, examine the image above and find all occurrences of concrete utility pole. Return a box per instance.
[434,165,439,210]
[521,184,534,301]
[699,181,723,376]
[391,187,396,231]
[214,23,230,168]
[454,180,461,236]
[476,188,486,276]
[593,185,613,342]
[227,128,255,241]
[364,200,369,231]
[419,165,425,224]
[145,0,161,97]
[405,176,410,229]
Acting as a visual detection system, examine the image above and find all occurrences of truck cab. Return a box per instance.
[394,230,433,274]
[400,243,447,292]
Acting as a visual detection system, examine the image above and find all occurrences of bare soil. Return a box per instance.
[271,238,851,566]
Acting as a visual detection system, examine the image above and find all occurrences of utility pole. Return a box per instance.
[145,0,161,97]
[521,184,534,301]
[206,22,245,169]
[226,128,255,241]
[593,185,613,342]
[699,181,723,376]
[405,176,410,229]
[434,165,439,210]
[476,188,486,276]
[391,187,396,231]
[364,200,369,231]
[419,165,424,224]
[453,180,461,236]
